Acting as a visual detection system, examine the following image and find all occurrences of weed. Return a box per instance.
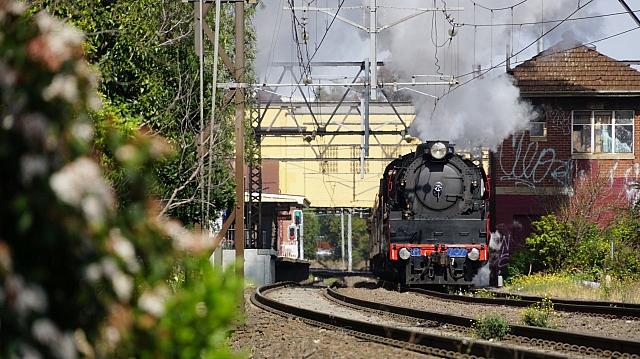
[474,289,497,298]
[472,313,510,341]
[521,297,557,328]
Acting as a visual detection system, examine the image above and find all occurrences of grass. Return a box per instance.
[503,272,640,303]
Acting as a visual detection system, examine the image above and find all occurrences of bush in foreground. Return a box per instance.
[0,2,241,358]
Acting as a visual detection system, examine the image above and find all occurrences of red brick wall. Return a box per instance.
[493,105,640,273]
[496,109,573,189]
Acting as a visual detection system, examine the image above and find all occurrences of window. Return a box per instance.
[572,110,634,154]
[319,146,338,173]
[350,146,370,174]
[530,122,547,139]
[530,106,547,141]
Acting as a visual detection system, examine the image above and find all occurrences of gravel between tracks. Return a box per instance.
[230,278,640,358]
[230,281,440,359]
[336,286,640,342]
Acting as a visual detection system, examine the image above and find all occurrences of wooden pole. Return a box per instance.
[234,0,245,313]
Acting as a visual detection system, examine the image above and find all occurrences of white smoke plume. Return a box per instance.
[473,231,502,287]
[412,75,537,151]
[253,1,612,147]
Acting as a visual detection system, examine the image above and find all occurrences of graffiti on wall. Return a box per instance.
[548,109,572,136]
[497,234,513,271]
[617,162,640,202]
[499,133,573,188]
[489,232,515,277]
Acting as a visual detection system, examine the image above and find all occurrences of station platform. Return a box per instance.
[275,257,310,282]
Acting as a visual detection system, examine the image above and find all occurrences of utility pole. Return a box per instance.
[347,208,352,272]
[369,0,378,100]
[233,0,245,298]
[191,0,247,313]
[340,209,345,270]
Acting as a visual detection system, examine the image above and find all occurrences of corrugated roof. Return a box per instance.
[510,37,640,93]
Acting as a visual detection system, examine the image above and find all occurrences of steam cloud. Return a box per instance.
[412,75,536,151]
[254,1,609,148]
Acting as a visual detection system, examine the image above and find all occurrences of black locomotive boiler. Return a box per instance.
[369,141,489,286]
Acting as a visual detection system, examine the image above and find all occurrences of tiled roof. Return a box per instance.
[510,39,640,93]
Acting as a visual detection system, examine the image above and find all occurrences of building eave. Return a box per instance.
[520,90,640,98]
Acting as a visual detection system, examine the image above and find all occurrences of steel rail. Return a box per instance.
[326,286,640,355]
[409,288,640,318]
[473,289,640,310]
[252,282,567,359]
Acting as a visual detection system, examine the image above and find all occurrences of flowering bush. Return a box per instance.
[0,2,241,358]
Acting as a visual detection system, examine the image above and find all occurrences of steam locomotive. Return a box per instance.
[369,141,489,286]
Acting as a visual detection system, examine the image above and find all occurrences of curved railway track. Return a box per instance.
[251,281,640,358]
[309,268,640,319]
[474,289,640,310]
[409,288,640,320]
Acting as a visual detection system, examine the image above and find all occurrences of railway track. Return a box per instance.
[474,289,640,310]
[251,281,640,358]
[411,288,640,320]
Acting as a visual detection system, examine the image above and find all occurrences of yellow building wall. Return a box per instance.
[259,102,419,208]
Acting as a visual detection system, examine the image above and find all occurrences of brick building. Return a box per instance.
[493,38,640,274]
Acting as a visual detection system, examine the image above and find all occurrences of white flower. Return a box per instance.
[35,12,83,62]
[83,263,102,283]
[104,326,121,347]
[6,275,48,319]
[42,75,78,103]
[32,318,60,346]
[71,122,94,143]
[81,196,103,224]
[100,257,118,279]
[20,155,48,185]
[138,289,166,317]
[109,229,140,273]
[49,157,115,221]
[111,272,133,302]
[55,333,77,359]
[114,144,136,162]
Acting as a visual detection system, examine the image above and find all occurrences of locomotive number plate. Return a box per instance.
[411,247,421,257]
[447,247,467,257]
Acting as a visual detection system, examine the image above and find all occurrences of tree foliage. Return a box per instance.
[0,3,241,357]
[28,0,257,225]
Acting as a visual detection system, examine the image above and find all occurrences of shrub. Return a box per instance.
[505,249,539,280]
[526,215,574,271]
[521,298,557,328]
[473,313,510,341]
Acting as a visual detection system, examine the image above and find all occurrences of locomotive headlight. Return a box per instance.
[430,142,447,159]
[467,248,480,261]
[398,247,411,260]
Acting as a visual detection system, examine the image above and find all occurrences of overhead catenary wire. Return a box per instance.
[469,0,531,11]
[456,7,640,27]
[447,0,597,91]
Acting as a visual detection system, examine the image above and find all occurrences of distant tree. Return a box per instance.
[302,210,320,259]
[27,0,257,226]
[378,67,412,102]
[320,212,369,265]
[0,3,241,358]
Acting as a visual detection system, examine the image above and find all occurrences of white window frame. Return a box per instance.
[571,110,634,157]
